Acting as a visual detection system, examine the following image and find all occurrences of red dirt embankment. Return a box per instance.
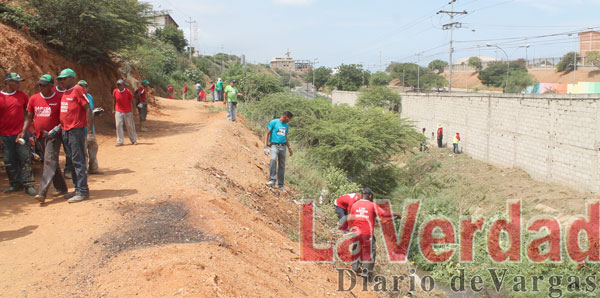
[0,22,142,125]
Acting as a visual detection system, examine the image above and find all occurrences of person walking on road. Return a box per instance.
[112,79,137,146]
[224,80,242,122]
[453,132,461,154]
[216,78,224,101]
[209,80,216,102]
[57,68,94,203]
[19,74,68,202]
[78,80,99,174]
[437,124,443,148]
[334,192,361,232]
[264,111,293,191]
[0,72,36,195]
[135,80,150,132]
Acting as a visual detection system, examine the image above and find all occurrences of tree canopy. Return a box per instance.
[154,25,188,52]
[326,64,370,91]
[386,62,447,90]
[556,52,577,72]
[357,86,401,112]
[468,57,483,72]
[428,59,448,74]
[369,71,392,86]
[306,67,332,90]
[478,61,534,93]
[25,0,150,60]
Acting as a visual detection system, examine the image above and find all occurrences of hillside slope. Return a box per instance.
[0,100,381,297]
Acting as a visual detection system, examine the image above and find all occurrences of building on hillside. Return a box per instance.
[295,60,313,73]
[579,30,600,57]
[454,56,499,65]
[147,11,179,34]
[270,50,313,72]
[270,50,295,72]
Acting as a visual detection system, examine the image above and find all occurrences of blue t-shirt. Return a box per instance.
[85,93,95,134]
[267,119,289,144]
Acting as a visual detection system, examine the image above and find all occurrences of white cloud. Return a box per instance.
[273,0,314,6]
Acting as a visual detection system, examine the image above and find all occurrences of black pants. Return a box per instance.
[1,135,34,188]
[352,235,376,276]
[37,136,68,197]
[335,206,349,231]
[437,137,443,148]
[62,128,89,196]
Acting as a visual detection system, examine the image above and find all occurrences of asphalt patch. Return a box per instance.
[97,201,222,255]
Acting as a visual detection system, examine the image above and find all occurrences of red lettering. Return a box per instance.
[300,202,333,262]
[420,218,456,263]
[378,201,420,262]
[460,217,484,262]
[566,201,600,262]
[527,217,561,262]
[487,200,521,262]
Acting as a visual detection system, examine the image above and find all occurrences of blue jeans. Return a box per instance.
[453,143,459,154]
[211,91,216,102]
[226,102,237,121]
[62,127,89,196]
[196,89,200,101]
[1,134,34,188]
[269,144,287,187]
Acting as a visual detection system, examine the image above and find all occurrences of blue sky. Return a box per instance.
[144,0,600,71]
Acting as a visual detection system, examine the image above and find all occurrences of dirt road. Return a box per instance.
[0,99,371,297]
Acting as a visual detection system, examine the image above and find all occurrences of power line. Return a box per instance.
[437,0,468,91]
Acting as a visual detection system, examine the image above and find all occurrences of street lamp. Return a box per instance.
[487,43,509,93]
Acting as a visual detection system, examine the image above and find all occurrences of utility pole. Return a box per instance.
[312,58,318,97]
[416,52,422,92]
[185,17,196,61]
[438,0,467,92]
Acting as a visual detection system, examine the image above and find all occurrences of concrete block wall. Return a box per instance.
[400,93,600,193]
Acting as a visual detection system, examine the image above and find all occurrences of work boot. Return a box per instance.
[3,185,23,193]
[34,195,45,204]
[25,186,37,196]
[52,189,68,197]
[64,192,77,199]
[266,180,275,187]
[68,194,89,203]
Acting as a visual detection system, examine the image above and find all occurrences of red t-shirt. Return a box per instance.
[60,85,89,131]
[54,86,66,96]
[335,193,361,211]
[113,88,133,113]
[27,92,62,138]
[135,87,146,102]
[210,83,215,91]
[349,199,390,235]
[183,86,188,93]
[168,86,174,93]
[0,90,29,136]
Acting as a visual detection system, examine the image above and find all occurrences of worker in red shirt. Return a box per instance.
[209,80,216,102]
[167,84,174,99]
[57,68,94,203]
[0,72,36,195]
[437,124,443,148]
[134,80,150,132]
[112,79,137,146]
[334,192,361,232]
[348,187,396,281]
[183,84,188,100]
[18,74,68,202]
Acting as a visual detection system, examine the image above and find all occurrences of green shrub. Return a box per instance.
[26,0,150,60]
[0,3,41,33]
[357,86,402,112]
[323,166,361,201]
